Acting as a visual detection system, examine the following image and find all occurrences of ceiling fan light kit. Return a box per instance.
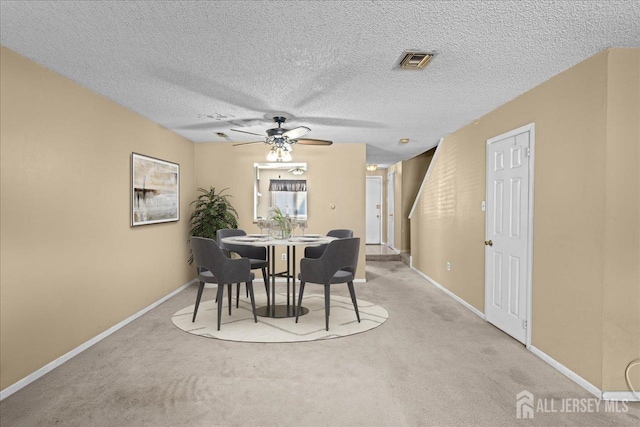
[267,146,292,162]
[231,116,333,162]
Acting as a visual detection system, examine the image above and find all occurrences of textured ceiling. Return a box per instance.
[1,1,639,166]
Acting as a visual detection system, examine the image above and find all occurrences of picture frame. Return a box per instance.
[131,153,179,226]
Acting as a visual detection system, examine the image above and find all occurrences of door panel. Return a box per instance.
[366,177,382,244]
[387,171,395,249]
[485,129,531,344]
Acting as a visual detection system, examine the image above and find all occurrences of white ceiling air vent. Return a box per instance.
[397,51,435,70]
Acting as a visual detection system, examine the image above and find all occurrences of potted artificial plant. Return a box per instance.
[188,187,238,263]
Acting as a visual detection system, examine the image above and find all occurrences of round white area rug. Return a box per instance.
[172,292,388,343]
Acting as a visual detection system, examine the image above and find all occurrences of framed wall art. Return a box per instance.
[131,153,179,226]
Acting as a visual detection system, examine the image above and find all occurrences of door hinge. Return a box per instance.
[522,320,528,329]
[525,148,531,157]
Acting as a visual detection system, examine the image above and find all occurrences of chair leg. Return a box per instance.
[324,285,331,331]
[236,282,240,308]
[295,281,306,323]
[262,267,269,297]
[247,281,257,323]
[228,283,232,315]
[192,281,206,322]
[347,281,360,323]
[217,283,224,331]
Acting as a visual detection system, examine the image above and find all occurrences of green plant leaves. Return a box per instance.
[187,187,239,263]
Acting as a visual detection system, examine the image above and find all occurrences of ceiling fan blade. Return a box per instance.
[282,126,310,139]
[230,129,265,137]
[232,141,264,147]
[294,138,333,146]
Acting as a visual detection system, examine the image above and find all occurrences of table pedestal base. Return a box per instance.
[256,305,309,318]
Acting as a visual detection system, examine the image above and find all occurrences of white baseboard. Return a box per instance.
[528,346,602,399]
[411,267,485,320]
[529,346,639,402]
[0,278,197,401]
[408,265,635,402]
[602,391,640,402]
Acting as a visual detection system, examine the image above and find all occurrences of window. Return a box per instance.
[270,179,307,219]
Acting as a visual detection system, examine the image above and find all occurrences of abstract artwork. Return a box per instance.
[131,153,179,226]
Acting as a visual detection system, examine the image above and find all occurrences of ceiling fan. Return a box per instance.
[231,116,333,148]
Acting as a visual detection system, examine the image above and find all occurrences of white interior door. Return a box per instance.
[366,177,382,244]
[387,171,395,249]
[485,125,533,344]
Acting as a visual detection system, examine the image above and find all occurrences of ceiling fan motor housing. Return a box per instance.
[267,128,286,137]
[267,116,288,137]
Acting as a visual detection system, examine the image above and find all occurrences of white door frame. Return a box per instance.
[387,171,395,250]
[485,122,535,348]
[366,176,383,244]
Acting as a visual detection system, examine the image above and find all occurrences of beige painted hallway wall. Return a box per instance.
[410,48,640,392]
[0,47,196,390]
[367,149,434,253]
[194,142,367,279]
[602,49,640,392]
[400,150,435,253]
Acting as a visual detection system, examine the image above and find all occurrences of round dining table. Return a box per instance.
[220,234,336,318]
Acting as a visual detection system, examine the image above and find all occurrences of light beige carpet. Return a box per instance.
[172,292,388,342]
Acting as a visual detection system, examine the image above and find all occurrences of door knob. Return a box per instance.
[484,240,493,246]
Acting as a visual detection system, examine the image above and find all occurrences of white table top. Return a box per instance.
[221,235,336,247]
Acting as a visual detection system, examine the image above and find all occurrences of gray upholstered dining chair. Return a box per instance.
[303,229,354,259]
[296,237,360,331]
[217,229,269,307]
[190,236,257,330]
[192,265,217,322]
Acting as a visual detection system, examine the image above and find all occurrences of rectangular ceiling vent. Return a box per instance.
[396,51,435,70]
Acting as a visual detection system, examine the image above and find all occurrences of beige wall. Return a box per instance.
[194,142,367,279]
[401,150,435,252]
[0,47,196,390]
[365,150,433,252]
[410,48,640,391]
[602,49,640,391]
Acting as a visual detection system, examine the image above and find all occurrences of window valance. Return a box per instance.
[269,179,307,192]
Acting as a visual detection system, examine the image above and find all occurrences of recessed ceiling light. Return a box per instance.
[399,138,410,144]
[396,51,435,70]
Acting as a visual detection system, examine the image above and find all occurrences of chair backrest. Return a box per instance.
[304,229,354,259]
[217,228,266,260]
[326,229,354,238]
[190,236,251,284]
[300,237,360,284]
